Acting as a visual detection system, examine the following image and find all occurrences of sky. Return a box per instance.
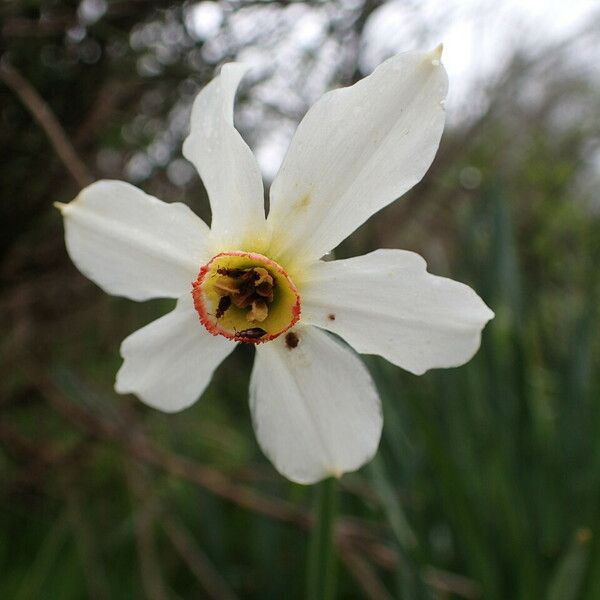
[361,0,599,121]
[166,0,600,181]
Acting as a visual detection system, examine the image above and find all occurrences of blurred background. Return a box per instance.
[1,0,600,598]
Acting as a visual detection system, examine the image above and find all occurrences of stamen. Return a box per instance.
[213,277,240,295]
[212,265,276,322]
[192,251,301,344]
[248,299,268,322]
[253,267,273,287]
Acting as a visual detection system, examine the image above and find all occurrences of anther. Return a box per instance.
[192,251,301,344]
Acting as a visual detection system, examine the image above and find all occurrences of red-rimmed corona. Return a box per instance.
[192,251,301,344]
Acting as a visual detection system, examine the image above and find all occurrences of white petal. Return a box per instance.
[60,180,210,301]
[268,48,448,265]
[183,63,267,251]
[249,325,382,484]
[302,249,494,375]
[115,294,235,412]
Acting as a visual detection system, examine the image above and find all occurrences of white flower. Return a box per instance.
[57,47,494,484]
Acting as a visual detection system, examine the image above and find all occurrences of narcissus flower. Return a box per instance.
[57,47,493,484]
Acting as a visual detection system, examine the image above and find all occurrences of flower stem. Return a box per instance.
[306,477,338,600]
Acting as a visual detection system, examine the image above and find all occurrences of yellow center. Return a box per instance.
[192,252,301,343]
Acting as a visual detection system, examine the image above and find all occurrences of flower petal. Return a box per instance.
[115,294,235,412]
[302,249,494,375]
[59,180,210,301]
[183,63,267,251]
[267,48,448,266]
[249,325,382,484]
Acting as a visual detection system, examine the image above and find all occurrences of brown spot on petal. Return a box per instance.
[327,313,336,321]
[285,331,299,349]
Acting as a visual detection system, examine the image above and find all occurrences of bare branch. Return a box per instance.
[65,486,112,600]
[74,80,139,148]
[125,462,170,600]
[26,363,481,599]
[31,364,308,528]
[163,515,240,600]
[0,59,94,189]
[422,567,482,599]
[1,16,74,38]
[338,541,394,600]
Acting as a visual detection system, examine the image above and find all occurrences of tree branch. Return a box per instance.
[0,59,94,189]
[23,362,481,598]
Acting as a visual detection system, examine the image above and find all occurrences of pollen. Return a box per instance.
[213,266,274,322]
[192,251,301,344]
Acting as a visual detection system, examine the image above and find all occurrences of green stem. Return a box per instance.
[306,477,338,600]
